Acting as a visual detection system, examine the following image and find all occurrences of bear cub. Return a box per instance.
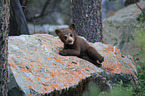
[55,24,104,67]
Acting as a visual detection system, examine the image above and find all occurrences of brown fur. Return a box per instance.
[55,24,104,67]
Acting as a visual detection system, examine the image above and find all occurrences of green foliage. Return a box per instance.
[135,1,145,23]
[106,86,133,96]
[112,37,118,46]
[99,81,134,96]
[83,82,100,96]
[136,13,145,23]
[115,26,120,30]
[135,26,145,65]
[136,65,145,96]
[134,26,145,96]
[27,0,35,6]
[83,81,134,96]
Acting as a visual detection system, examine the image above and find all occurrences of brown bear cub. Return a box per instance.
[55,24,104,67]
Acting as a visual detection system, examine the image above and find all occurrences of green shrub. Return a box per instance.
[134,26,145,96]
[83,82,100,96]
[83,81,134,96]
[135,26,145,66]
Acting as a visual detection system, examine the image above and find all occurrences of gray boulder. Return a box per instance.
[103,1,145,56]
[102,0,125,19]
[8,34,137,96]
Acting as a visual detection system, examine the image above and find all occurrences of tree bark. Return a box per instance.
[0,0,10,95]
[10,0,30,35]
[9,4,19,36]
[72,0,103,42]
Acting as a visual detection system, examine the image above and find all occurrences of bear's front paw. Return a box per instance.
[96,60,102,67]
[99,57,104,63]
[59,50,68,56]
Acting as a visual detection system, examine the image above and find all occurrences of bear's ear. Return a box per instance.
[55,29,61,36]
[69,24,75,31]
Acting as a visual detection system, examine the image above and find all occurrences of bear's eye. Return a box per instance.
[70,34,73,37]
[64,36,67,40]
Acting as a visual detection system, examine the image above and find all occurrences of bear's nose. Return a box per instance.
[68,39,72,43]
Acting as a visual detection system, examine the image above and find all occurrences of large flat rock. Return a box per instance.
[8,34,137,96]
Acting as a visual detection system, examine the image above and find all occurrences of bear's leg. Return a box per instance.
[87,47,104,63]
[80,55,102,67]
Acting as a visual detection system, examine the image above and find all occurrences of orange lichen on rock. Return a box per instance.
[52,63,55,65]
[26,78,31,81]
[28,67,34,71]
[19,63,22,65]
[9,61,13,64]
[50,73,55,77]
[28,86,32,89]
[106,44,114,52]
[45,57,51,60]
[55,59,60,62]
[9,64,16,67]
[44,86,47,91]
[37,78,40,82]
[69,71,75,76]
[63,84,68,88]
[35,48,37,51]
[136,12,139,15]
[86,66,90,70]
[21,68,27,72]
[51,83,59,88]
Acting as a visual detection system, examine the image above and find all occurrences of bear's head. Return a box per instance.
[55,24,76,45]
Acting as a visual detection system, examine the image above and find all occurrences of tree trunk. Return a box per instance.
[72,0,103,42]
[9,4,19,36]
[0,0,10,96]
[10,0,30,35]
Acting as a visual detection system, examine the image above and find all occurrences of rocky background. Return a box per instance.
[25,0,138,25]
